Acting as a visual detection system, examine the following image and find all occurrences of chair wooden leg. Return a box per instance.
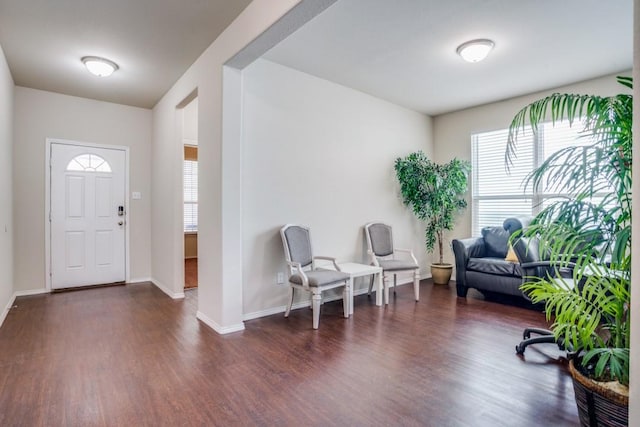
[393,274,397,295]
[343,281,350,318]
[375,272,383,306]
[284,286,294,317]
[368,275,374,296]
[311,291,322,329]
[383,273,390,305]
[413,270,420,301]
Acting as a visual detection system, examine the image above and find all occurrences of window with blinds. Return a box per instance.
[471,120,597,236]
[184,159,198,232]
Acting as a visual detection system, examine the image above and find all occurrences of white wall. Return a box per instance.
[241,59,432,315]
[0,44,14,323]
[150,0,308,332]
[13,87,152,292]
[433,71,632,266]
[182,98,198,145]
[629,0,639,422]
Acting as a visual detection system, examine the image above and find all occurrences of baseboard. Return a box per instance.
[243,299,311,321]
[14,288,49,297]
[184,256,197,260]
[127,277,153,284]
[150,278,185,299]
[243,273,431,321]
[196,310,245,334]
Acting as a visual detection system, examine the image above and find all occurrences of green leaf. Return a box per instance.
[395,152,470,263]
[508,76,632,385]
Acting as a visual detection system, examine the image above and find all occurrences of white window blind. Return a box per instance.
[184,160,198,232]
[471,120,598,236]
[471,127,534,235]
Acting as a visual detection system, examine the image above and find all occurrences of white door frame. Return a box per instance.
[45,138,131,291]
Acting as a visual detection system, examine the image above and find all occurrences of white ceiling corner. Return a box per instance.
[0,0,632,114]
[0,0,253,108]
[264,0,633,116]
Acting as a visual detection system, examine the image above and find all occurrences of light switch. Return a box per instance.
[132,191,142,200]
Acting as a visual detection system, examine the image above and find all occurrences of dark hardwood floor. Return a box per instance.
[184,258,198,289]
[0,281,578,426]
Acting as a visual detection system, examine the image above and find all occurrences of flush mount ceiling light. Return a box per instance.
[456,39,495,63]
[81,56,119,77]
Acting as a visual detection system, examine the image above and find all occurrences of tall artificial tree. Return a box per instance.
[395,152,470,264]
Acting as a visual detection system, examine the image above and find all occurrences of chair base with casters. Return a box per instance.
[515,328,567,355]
[512,235,577,355]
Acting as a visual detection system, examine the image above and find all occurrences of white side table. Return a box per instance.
[335,262,383,315]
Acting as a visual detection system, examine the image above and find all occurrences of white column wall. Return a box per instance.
[150,0,302,332]
[241,59,433,316]
[0,43,14,325]
[628,0,639,422]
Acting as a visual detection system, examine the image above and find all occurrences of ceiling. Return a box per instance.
[0,0,632,113]
[0,0,252,108]
[265,0,633,116]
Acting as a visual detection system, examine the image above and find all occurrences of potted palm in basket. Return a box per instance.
[506,76,632,426]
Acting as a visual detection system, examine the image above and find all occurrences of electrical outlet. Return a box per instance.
[276,272,285,285]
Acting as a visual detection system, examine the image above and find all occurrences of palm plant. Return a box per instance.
[506,76,632,386]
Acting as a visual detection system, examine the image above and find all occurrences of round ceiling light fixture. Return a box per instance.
[81,56,119,77]
[456,39,495,63]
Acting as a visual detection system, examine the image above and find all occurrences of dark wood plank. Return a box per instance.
[0,281,578,426]
[184,258,198,289]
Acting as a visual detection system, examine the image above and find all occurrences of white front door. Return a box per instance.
[50,143,126,289]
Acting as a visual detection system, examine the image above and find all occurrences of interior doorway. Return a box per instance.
[181,97,198,289]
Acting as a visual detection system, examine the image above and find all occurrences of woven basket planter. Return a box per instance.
[569,360,628,427]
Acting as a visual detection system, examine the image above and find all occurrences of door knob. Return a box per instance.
[118,221,124,226]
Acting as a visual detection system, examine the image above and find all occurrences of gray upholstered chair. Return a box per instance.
[280,224,351,329]
[364,222,420,304]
